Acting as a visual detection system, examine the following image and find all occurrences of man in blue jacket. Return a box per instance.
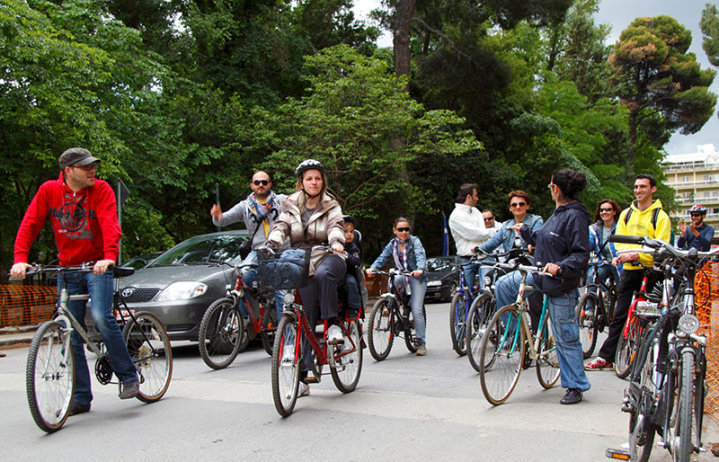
[677,204,714,251]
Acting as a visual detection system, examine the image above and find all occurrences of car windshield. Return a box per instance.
[427,258,451,271]
[148,234,246,267]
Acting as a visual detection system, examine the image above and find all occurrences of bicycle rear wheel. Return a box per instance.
[479,305,525,405]
[330,320,363,393]
[26,320,74,433]
[676,349,695,462]
[536,317,560,388]
[123,312,172,403]
[576,292,598,359]
[260,302,278,356]
[467,293,496,373]
[449,291,468,356]
[367,298,395,361]
[615,316,640,379]
[198,297,244,370]
[271,315,300,417]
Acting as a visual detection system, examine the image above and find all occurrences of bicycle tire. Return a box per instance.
[536,316,560,388]
[676,349,695,462]
[26,320,75,433]
[330,320,363,393]
[627,327,657,461]
[615,316,640,379]
[123,312,173,403]
[260,303,278,356]
[198,297,244,370]
[479,305,525,405]
[449,291,468,356]
[271,315,300,417]
[576,292,598,359]
[404,304,426,353]
[367,298,395,361]
[467,293,496,373]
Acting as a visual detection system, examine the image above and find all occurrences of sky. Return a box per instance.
[353,0,719,157]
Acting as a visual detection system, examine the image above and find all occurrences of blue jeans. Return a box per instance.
[459,258,479,294]
[494,270,543,331]
[241,250,286,320]
[397,275,427,345]
[547,292,591,392]
[344,273,362,311]
[61,270,137,405]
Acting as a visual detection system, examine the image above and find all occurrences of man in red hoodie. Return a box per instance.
[11,147,139,415]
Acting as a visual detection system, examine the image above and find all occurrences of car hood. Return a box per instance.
[427,269,453,281]
[118,264,233,289]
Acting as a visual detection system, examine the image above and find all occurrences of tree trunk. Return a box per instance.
[393,0,415,80]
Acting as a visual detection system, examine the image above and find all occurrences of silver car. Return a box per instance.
[117,230,249,341]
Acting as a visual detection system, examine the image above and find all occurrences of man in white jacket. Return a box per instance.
[448,184,496,292]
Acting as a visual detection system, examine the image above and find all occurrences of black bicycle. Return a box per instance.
[606,236,716,462]
[576,258,617,358]
[366,269,426,361]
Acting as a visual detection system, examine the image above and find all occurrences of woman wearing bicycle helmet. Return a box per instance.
[267,159,346,395]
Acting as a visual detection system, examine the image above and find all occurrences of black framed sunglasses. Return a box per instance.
[253,180,269,186]
[396,227,411,232]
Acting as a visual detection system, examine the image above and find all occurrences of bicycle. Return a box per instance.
[576,258,617,358]
[613,261,662,379]
[366,268,427,361]
[265,247,363,417]
[198,262,277,369]
[24,264,172,433]
[466,249,520,373]
[478,263,560,405]
[449,256,481,356]
[605,235,717,462]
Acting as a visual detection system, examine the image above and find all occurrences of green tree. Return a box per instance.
[701,3,719,66]
[610,15,717,174]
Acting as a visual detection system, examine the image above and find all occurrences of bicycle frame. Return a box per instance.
[228,269,275,335]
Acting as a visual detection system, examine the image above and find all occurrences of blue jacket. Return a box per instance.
[371,235,427,274]
[480,213,543,254]
[677,223,714,252]
[520,201,590,297]
[588,220,620,281]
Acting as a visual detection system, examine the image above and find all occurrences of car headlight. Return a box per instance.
[427,280,441,287]
[156,282,208,301]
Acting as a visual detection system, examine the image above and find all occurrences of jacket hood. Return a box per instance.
[556,200,591,221]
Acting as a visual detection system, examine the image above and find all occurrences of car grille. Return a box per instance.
[119,287,160,303]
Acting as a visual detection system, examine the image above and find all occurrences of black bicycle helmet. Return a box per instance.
[295,159,325,179]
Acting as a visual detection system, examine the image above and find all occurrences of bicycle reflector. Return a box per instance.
[605,448,630,460]
[678,314,700,334]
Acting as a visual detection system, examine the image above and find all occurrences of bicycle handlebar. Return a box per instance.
[610,234,719,262]
[20,264,135,278]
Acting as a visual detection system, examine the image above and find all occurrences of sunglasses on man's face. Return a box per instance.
[484,217,494,222]
[396,227,411,232]
[253,180,269,186]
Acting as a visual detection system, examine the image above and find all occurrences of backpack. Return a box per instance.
[623,207,661,231]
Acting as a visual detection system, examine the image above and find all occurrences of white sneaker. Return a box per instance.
[281,343,295,365]
[298,381,310,397]
[327,324,344,344]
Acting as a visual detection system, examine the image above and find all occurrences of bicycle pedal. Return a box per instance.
[305,376,321,384]
[605,448,630,460]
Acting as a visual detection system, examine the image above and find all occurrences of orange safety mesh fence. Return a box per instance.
[0,285,56,328]
[695,261,719,420]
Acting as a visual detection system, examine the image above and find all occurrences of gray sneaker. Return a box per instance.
[119,380,140,399]
[416,345,427,356]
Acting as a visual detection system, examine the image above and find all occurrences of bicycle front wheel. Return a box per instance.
[536,317,560,389]
[615,316,640,379]
[330,320,363,393]
[676,349,695,462]
[449,291,468,356]
[26,320,74,433]
[198,297,244,370]
[479,305,525,405]
[367,298,395,361]
[123,312,172,403]
[271,315,300,417]
[404,304,426,353]
[576,292,598,359]
[467,293,496,373]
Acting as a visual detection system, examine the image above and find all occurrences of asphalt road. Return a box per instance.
[1,301,717,461]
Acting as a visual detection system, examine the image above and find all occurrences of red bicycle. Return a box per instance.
[271,289,363,417]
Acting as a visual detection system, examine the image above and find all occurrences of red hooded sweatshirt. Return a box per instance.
[13,173,122,266]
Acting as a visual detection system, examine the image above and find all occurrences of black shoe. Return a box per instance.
[69,401,91,416]
[560,388,583,405]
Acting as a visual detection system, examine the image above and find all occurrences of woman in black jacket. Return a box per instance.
[515,168,591,405]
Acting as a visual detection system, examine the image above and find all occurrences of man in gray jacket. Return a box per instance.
[210,170,287,317]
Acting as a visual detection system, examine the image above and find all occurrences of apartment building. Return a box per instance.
[663,144,719,230]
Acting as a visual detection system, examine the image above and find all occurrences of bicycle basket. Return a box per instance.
[257,248,310,289]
